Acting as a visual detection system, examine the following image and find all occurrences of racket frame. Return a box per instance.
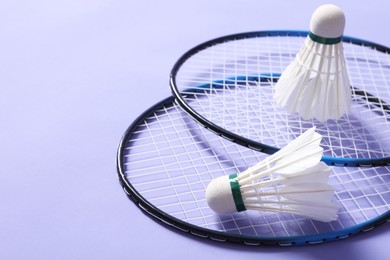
[170,30,390,166]
[117,95,390,246]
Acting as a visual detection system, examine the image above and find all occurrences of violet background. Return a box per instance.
[1,1,389,259]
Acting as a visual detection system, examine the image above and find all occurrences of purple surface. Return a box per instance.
[1,0,390,259]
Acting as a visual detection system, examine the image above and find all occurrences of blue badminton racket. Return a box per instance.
[117,95,390,246]
[170,31,390,166]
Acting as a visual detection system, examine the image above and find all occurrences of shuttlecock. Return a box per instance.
[274,4,351,121]
[205,127,339,222]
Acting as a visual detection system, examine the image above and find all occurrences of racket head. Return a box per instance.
[170,30,390,166]
[117,96,390,246]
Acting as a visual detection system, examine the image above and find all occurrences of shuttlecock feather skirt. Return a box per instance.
[235,128,338,222]
[274,36,351,121]
[206,127,339,222]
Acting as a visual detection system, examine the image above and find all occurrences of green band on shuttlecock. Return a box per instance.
[229,173,246,212]
[309,31,342,45]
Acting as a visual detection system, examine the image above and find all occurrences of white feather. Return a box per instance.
[282,162,330,183]
[280,182,335,202]
[269,127,323,176]
[281,201,339,222]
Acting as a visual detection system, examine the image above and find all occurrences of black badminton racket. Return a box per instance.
[117,95,390,246]
[170,30,390,166]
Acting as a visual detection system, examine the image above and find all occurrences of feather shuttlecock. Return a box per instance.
[205,127,339,222]
[274,4,351,121]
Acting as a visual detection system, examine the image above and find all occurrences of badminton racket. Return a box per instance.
[117,95,390,246]
[170,30,390,166]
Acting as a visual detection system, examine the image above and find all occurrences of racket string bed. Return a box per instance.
[170,31,390,166]
[117,95,390,246]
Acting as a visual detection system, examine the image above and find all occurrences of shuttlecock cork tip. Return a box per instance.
[206,175,238,214]
[310,4,345,39]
